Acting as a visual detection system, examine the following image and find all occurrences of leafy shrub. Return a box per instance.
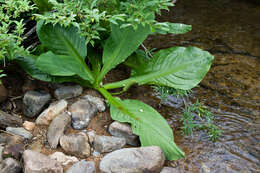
[2,0,214,160]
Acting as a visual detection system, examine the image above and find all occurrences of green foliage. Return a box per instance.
[0,0,35,61]
[34,0,191,46]
[153,86,191,101]
[1,0,215,161]
[181,100,222,142]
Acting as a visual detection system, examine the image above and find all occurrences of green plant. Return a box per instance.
[0,0,35,61]
[181,100,222,142]
[13,0,214,160]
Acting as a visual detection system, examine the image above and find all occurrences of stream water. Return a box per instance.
[145,0,260,172]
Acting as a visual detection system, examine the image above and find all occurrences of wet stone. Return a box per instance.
[0,111,23,129]
[69,99,97,130]
[6,127,33,140]
[160,167,180,173]
[49,152,79,166]
[54,85,83,100]
[109,121,139,146]
[23,150,63,173]
[47,112,71,148]
[60,132,91,158]
[0,158,22,173]
[82,95,106,112]
[99,146,165,173]
[23,90,51,118]
[36,99,68,125]
[93,135,126,153]
[66,160,96,173]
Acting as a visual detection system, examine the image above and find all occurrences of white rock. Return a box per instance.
[49,152,79,166]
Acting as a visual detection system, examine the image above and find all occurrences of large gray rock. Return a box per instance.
[109,121,139,146]
[23,90,51,118]
[49,152,78,166]
[160,167,180,173]
[23,150,63,173]
[60,132,91,158]
[36,99,68,125]
[54,85,83,100]
[82,95,106,112]
[47,112,71,148]
[6,127,33,140]
[0,158,22,173]
[99,146,165,173]
[66,160,96,173]
[93,135,126,153]
[69,99,97,130]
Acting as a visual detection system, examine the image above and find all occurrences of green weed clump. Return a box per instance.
[1,0,215,160]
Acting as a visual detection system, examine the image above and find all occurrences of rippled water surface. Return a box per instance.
[143,0,260,172]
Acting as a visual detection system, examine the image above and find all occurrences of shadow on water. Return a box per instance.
[141,0,260,172]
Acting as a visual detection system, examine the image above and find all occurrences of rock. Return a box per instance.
[0,145,3,162]
[54,85,83,100]
[23,150,63,173]
[23,121,35,131]
[47,112,71,148]
[6,127,33,140]
[87,130,96,145]
[66,160,96,173]
[36,99,68,125]
[109,121,139,146]
[23,90,51,118]
[2,143,25,160]
[0,84,8,103]
[160,167,180,173]
[94,135,126,153]
[69,99,97,130]
[99,146,165,173]
[49,152,79,166]
[82,95,106,112]
[0,111,23,129]
[60,132,91,158]
[0,158,22,173]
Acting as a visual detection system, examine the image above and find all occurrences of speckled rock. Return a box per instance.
[54,85,83,100]
[94,135,126,153]
[0,158,22,173]
[82,95,106,112]
[109,121,138,146]
[6,127,33,140]
[69,99,97,130]
[49,152,79,166]
[99,146,165,173]
[23,90,51,118]
[23,150,63,173]
[36,99,68,125]
[160,167,180,173]
[66,160,96,173]
[47,112,71,148]
[60,132,91,158]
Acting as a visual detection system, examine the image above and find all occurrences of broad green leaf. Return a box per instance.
[16,55,91,86]
[155,22,192,35]
[35,51,91,81]
[97,23,151,84]
[32,0,53,13]
[36,22,94,83]
[110,98,185,160]
[15,55,70,83]
[104,46,214,90]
